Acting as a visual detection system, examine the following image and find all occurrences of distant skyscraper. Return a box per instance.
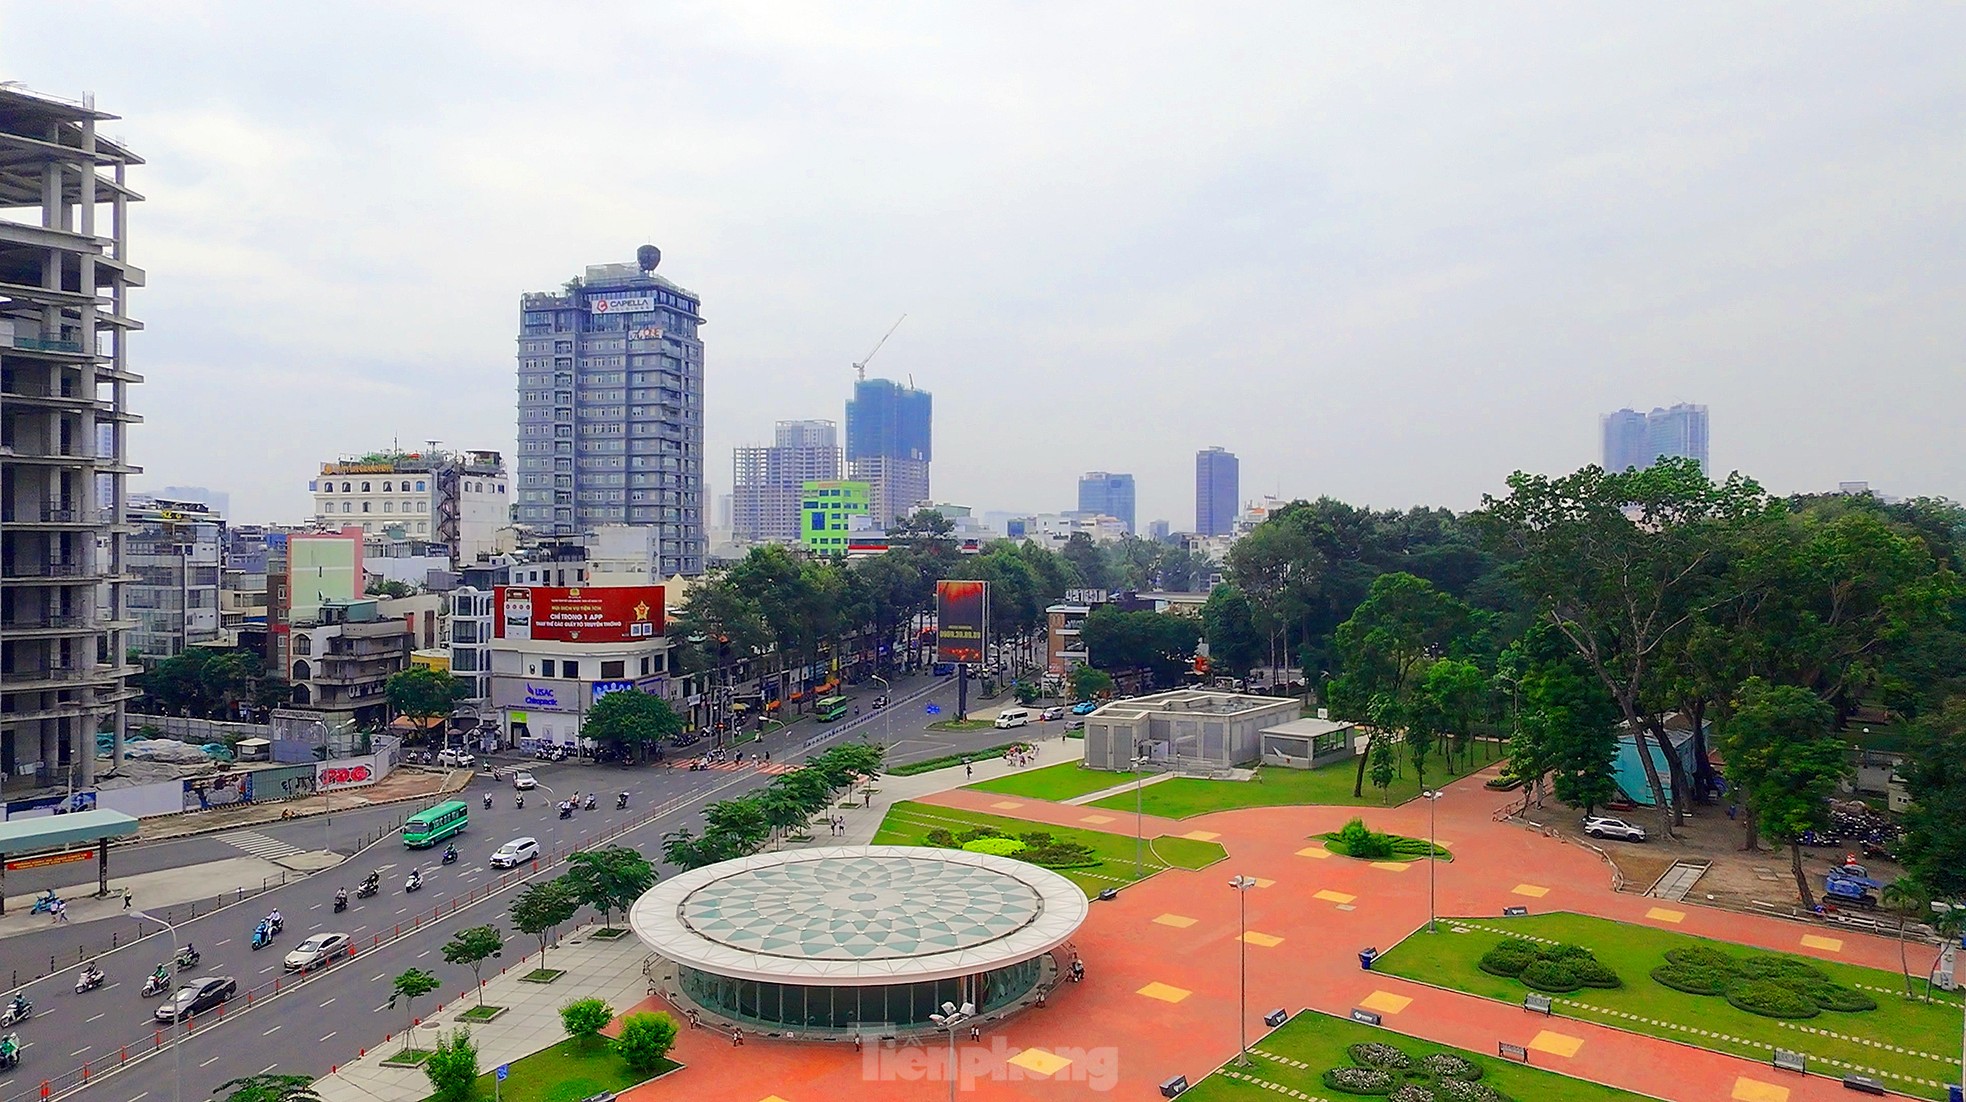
[1195,447,1239,536]
[1601,404,1709,474]
[1077,472,1136,534]
[1147,519,1171,542]
[515,248,704,575]
[845,378,932,526]
[733,420,841,542]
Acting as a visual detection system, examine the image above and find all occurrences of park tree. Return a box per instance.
[562,846,657,931]
[1327,572,1478,797]
[214,1074,321,1102]
[1067,663,1114,702]
[1714,679,1845,907]
[1897,697,1966,902]
[614,1011,681,1074]
[421,1029,478,1102]
[508,879,580,971]
[440,924,504,1007]
[559,997,615,1048]
[581,690,683,760]
[388,967,442,1054]
[1081,606,1201,685]
[387,666,467,737]
[1480,459,1775,837]
[1417,657,1489,774]
[1201,584,1266,679]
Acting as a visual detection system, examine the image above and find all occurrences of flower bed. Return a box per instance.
[1320,1038,1511,1101]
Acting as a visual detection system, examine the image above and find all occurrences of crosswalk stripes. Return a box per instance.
[683,761,796,775]
[218,829,305,860]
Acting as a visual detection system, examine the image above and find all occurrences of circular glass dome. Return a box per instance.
[678,852,1045,961]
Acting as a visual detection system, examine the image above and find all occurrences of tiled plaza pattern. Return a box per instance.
[327,746,1956,1102]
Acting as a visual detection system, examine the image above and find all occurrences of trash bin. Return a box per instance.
[1358,948,1378,970]
[1946,1086,1961,1102]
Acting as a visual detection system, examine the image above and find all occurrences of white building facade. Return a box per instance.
[309,449,509,565]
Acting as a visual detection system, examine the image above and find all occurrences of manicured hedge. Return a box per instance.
[1648,946,1876,1019]
[1725,979,1822,1019]
[1477,938,1620,993]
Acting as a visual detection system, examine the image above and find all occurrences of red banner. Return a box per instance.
[5,849,93,872]
[494,585,665,643]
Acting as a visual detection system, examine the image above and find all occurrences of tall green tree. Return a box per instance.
[387,666,468,736]
[440,925,504,1007]
[508,879,579,971]
[562,847,657,931]
[1715,679,1844,907]
[1480,458,1775,837]
[1201,584,1265,680]
[1326,572,1477,797]
[581,690,683,759]
[1080,606,1201,685]
[1898,698,1966,902]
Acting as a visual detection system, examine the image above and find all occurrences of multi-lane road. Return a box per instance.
[0,671,1036,1102]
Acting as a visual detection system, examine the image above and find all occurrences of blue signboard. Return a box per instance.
[591,680,636,703]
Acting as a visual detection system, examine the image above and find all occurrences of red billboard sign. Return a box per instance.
[494,585,665,643]
[935,580,989,665]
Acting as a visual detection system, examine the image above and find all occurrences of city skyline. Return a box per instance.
[4,7,1962,526]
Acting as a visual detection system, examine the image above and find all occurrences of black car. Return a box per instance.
[155,976,237,1022]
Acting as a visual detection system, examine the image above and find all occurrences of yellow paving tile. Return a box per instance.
[1645,907,1686,924]
[1137,981,1192,1003]
[1295,846,1332,859]
[1511,883,1551,898]
[758,1097,792,1102]
[1730,1077,1790,1102]
[1371,861,1412,872]
[1007,1048,1073,1076]
[1358,991,1412,1015]
[1079,814,1116,824]
[1239,931,1285,948]
[1251,877,1276,888]
[1314,889,1357,905]
[990,801,1023,810]
[1153,913,1198,928]
[1181,830,1221,841]
[1527,1030,1584,1058]
[1800,934,1843,953]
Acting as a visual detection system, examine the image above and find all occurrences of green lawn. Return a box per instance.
[1180,1009,1654,1102]
[1086,746,1462,818]
[1373,912,1963,1099]
[445,1038,676,1102]
[965,760,1147,801]
[872,800,1226,894]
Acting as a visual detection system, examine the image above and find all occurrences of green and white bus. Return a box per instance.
[402,799,469,848]
[815,695,850,722]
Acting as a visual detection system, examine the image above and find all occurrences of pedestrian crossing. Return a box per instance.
[677,761,796,775]
[219,829,305,860]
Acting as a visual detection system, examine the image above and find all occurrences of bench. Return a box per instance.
[1772,1049,1807,1074]
[1841,1073,1885,1095]
[1497,1042,1529,1063]
[1523,994,1553,1016]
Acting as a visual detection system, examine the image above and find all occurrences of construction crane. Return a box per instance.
[853,314,907,382]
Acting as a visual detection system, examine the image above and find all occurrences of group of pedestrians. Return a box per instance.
[1003,744,1039,768]
[825,814,850,837]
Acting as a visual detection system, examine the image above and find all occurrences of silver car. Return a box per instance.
[1583,816,1647,842]
[284,932,351,971]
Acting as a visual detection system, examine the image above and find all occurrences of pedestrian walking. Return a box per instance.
[965,763,973,778]
[969,1025,982,1042]
[123,888,132,909]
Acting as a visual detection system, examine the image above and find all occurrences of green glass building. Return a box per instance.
[799,480,870,554]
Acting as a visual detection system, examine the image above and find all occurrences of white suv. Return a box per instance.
[490,837,539,868]
[1583,816,1647,842]
[438,748,476,768]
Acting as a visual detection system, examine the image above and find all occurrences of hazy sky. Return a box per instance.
[4,3,1962,526]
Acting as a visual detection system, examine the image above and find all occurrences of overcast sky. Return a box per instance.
[4,3,1962,527]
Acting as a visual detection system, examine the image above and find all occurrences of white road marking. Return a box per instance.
[261,1063,277,1074]
[257,965,274,974]
[371,973,386,982]
[262,1025,282,1036]
[394,908,407,915]
[320,997,336,1007]
[308,903,322,911]
[215,938,232,947]
[71,1046,91,1057]
[415,950,430,959]
[127,1093,149,1102]
[86,1012,105,1023]
[199,1055,220,1067]
[103,982,120,991]
[308,922,323,931]
[319,1031,336,1042]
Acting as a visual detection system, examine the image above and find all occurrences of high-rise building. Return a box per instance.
[1,87,143,790]
[733,420,840,542]
[514,248,704,575]
[800,480,871,555]
[1077,472,1137,534]
[310,448,508,565]
[1601,404,1709,474]
[1195,447,1240,536]
[1147,519,1172,542]
[845,378,932,526]
[126,497,223,661]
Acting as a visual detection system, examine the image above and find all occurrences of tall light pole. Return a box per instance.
[1422,790,1444,933]
[1229,875,1256,1065]
[314,717,332,855]
[928,999,975,1102]
[1132,752,1151,877]
[131,910,183,1102]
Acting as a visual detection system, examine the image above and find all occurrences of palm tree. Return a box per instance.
[1880,877,1928,998]
[215,1073,322,1102]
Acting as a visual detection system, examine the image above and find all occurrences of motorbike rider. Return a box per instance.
[443,842,458,862]
[268,908,283,931]
[78,964,103,987]
[406,868,423,889]
[617,791,629,808]
[334,887,349,907]
[179,942,197,963]
[151,962,171,984]
[483,793,493,809]
[516,793,524,809]
[7,993,29,1018]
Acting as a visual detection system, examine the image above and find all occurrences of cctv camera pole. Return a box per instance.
[956,664,968,722]
[132,911,183,1102]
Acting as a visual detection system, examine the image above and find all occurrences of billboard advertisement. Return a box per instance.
[495,586,664,643]
[935,580,989,665]
[590,295,655,315]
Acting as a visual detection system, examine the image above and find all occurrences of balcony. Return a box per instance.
[11,334,86,354]
[0,561,99,581]
[1,613,93,634]
[0,506,103,527]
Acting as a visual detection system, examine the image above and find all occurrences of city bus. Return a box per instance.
[815,695,850,722]
[402,799,469,848]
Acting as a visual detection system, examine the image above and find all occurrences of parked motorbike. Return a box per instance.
[29,891,59,916]
[75,967,105,994]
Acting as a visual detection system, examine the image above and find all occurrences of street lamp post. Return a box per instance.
[131,910,184,1102]
[1229,875,1257,1065]
[1422,790,1444,933]
[315,718,333,855]
[928,999,976,1102]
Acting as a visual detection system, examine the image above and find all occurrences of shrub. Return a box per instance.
[1734,956,1824,983]
[1650,963,1728,994]
[1334,818,1395,860]
[1663,945,1736,972]
[422,1029,479,1102]
[1419,1053,1482,1080]
[1724,978,1821,1019]
[1323,1065,1396,1094]
[559,997,614,1047]
[924,829,957,847]
[961,837,1027,856]
[1477,940,1539,978]
[1571,957,1622,989]
[1805,981,1877,1013]
[1347,1042,1411,1069]
[613,1010,680,1074]
[1519,959,1583,993]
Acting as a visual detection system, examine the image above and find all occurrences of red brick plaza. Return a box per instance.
[621,770,1946,1102]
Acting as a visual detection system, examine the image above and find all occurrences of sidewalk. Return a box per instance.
[833,731,1086,845]
[314,924,655,1102]
[0,854,302,942]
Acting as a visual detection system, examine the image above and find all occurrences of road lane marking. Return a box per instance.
[71,1046,91,1057]
[200,1055,220,1067]
[86,1012,105,1023]
[257,965,274,974]
[319,1031,336,1042]
[262,1025,282,1035]
[320,997,336,1007]
[215,939,232,946]
[394,908,407,915]
[308,922,323,931]
[371,973,386,982]
[416,950,430,959]
[308,902,322,910]
[127,1093,149,1102]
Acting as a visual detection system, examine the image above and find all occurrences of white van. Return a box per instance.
[993,708,1032,730]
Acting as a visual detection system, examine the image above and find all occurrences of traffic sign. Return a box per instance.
[496,1065,509,1081]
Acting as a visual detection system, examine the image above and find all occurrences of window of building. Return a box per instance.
[361,502,371,512]
[382,481,393,492]
[416,480,426,491]
[340,482,350,492]
[562,661,579,679]
[401,500,413,513]
[361,482,371,492]
[383,502,394,513]
[294,635,311,655]
[539,659,554,677]
[341,502,351,513]
[601,660,625,679]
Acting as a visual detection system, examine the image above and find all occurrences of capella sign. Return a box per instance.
[590,295,655,315]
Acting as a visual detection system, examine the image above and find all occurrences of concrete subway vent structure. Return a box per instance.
[630,846,1087,1035]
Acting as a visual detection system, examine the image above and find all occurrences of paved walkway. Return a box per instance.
[314,924,654,1102]
[0,855,303,941]
[133,767,468,843]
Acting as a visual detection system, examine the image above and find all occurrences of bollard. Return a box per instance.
[247,990,253,1005]
[120,1046,127,1064]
